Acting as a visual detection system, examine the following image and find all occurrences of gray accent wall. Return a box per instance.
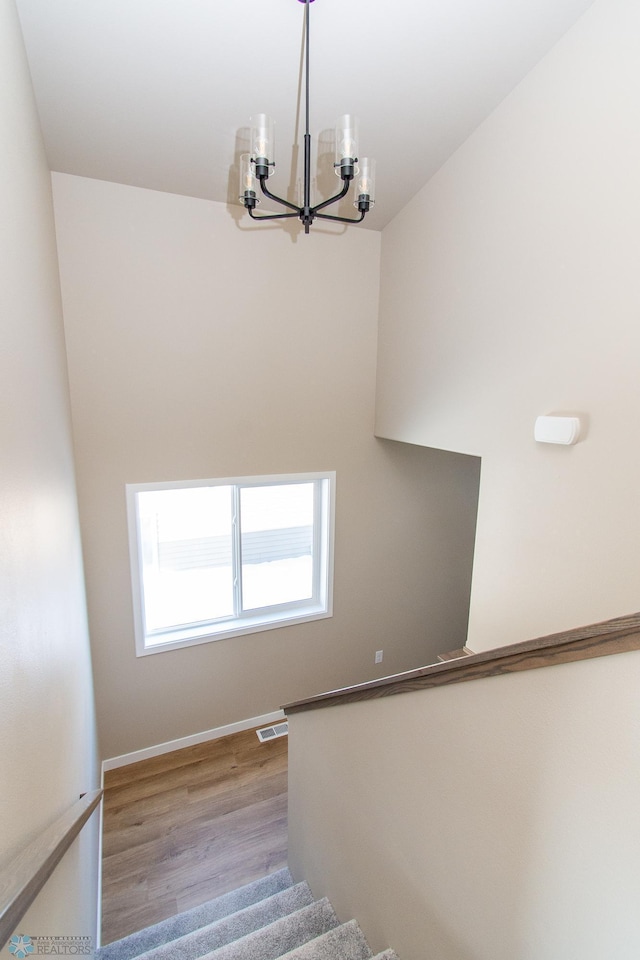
[52,173,480,760]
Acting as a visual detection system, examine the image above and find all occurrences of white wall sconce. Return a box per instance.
[534,415,581,445]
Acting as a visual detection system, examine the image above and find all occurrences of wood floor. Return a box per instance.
[101,727,288,945]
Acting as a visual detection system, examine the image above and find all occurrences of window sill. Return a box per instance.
[136,603,332,656]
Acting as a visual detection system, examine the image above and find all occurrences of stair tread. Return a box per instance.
[278,919,373,959]
[98,870,294,959]
[99,871,402,960]
[437,647,470,662]
[199,898,339,960]
[135,884,315,960]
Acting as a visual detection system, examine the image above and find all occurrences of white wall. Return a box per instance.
[375,0,640,652]
[52,173,481,760]
[0,0,99,944]
[288,650,640,960]
[288,5,640,956]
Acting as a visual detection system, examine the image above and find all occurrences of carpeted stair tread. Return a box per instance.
[133,884,315,960]
[98,869,402,960]
[197,898,339,960]
[98,870,294,960]
[277,919,373,960]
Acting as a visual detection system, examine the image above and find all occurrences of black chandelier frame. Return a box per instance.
[240,0,373,235]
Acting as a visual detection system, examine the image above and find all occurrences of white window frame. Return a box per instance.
[126,471,335,656]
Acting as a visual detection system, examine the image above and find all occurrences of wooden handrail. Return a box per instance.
[0,790,103,949]
[285,611,640,714]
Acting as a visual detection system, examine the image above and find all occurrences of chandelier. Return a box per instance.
[239,0,376,235]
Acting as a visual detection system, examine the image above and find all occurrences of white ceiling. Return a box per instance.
[15,0,596,231]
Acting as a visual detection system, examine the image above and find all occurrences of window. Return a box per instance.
[126,472,335,655]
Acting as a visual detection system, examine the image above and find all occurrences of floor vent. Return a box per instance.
[256,721,289,743]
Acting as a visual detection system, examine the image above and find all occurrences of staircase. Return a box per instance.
[97,870,399,960]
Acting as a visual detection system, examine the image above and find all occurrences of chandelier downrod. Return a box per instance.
[239,0,376,235]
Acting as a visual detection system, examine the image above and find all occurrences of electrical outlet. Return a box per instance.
[375,649,383,664]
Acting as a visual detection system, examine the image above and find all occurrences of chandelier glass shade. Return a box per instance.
[238,0,376,235]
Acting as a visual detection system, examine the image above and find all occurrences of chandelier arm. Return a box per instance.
[242,0,373,234]
[248,208,300,221]
[311,177,351,214]
[314,209,367,225]
[258,176,301,213]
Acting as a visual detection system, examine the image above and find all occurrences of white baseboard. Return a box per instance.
[101,709,286,773]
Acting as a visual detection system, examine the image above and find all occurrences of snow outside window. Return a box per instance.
[126,472,335,655]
